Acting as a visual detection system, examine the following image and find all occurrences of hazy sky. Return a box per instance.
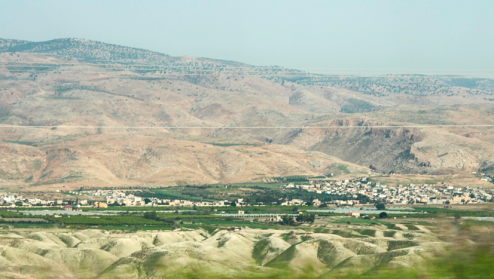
[1,0,494,76]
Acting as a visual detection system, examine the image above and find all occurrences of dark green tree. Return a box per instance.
[282,214,295,225]
[144,211,158,220]
[375,203,386,210]
[308,214,315,223]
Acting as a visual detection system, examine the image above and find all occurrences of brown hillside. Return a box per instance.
[1,38,494,187]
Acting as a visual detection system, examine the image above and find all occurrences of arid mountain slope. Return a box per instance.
[1,38,494,187]
[0,131,369,190]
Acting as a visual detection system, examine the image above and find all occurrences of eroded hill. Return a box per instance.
[0,225,441,279]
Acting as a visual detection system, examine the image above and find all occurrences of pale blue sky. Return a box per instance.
[1,0,493,76]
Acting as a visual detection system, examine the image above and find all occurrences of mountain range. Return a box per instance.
[1,38,494,190]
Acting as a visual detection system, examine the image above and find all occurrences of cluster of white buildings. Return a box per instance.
[0,189,243,208]
[4,178,494,209]
[283,178,494,205]
[0,193,88,208]
[101,190,230,207]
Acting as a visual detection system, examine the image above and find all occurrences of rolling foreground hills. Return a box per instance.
[0,225,440,278]
[1,38,494,189]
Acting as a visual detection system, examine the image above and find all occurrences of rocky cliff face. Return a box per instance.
[271,119,422,173]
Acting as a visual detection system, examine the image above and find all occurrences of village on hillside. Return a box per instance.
[284,177,494,206]
[1,175,494,210]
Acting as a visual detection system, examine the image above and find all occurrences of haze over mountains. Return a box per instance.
[1,38,494,189]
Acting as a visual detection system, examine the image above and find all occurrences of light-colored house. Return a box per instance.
[79,199,88,205]
[267,215,282,222]
[312,199,322,207]
[94,202,108,208]
[349,212,361,218]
